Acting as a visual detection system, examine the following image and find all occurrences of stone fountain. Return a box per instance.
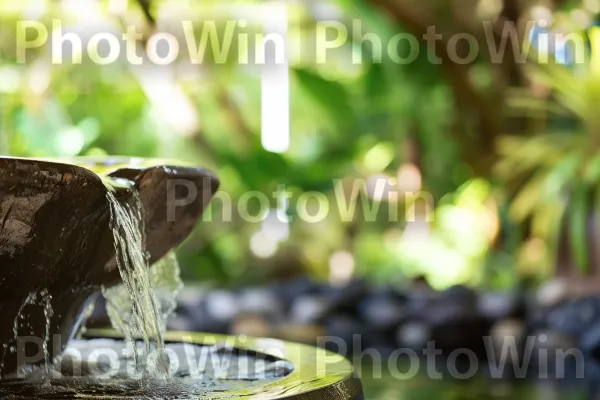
[0,156,362,399]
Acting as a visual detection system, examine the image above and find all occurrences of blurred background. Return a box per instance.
[4,0,600,398]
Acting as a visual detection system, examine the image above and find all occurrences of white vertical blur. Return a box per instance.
[261,3,289,153]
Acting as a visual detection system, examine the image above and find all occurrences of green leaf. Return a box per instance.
[569,183,589,274]
[528,64,587,119]
[364,63,388,101]
[509,152,582,222]
[545,151,584,191]
[495,135,566,179]
[293,68,356,129]
[584,153,600,183]
[569,185,590,274]
[509,171,548,222]
[594,184,600,270]
[505,96,568,117]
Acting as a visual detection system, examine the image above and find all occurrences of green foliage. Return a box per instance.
[497,29,600,276]
[2,0,599,288]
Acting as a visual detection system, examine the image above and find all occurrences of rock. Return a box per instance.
[175,287,205,316]
[425,302,469,326]
[326,278,369,314]
[276,323,325,344]
[478,292,523,321]
[527,330,586,379]
[167,314,194,331]
[405,281,435,315]
[580,321,600,358]
[178,290,239,334]
[181,302,227,334]
[524,292,549,332]
[172,289,221,333]
[358,296,408,331]
[361,326,396,354]
[289,294,330,324]
[402,284,489,355]
[422,294,490,355]
[269,276,322,311]
[238,288,282,319]
[367,284,406,302]
[230,314,272,338]
[177,286,206,306]
[431,316,490,356]
[490,319,526,345]
[488,319,526,364]
[536,278,571,309]
[396,321,431,350]
[322,315,364,355]
[204,290,240,323]
[441,285,478,306]
[547,298,599,337]
[531,330,579,359]
[411,275,431,291]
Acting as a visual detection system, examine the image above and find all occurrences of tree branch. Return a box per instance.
[365,0,502,174]
[136,0,155,26]
[494,0,524,86]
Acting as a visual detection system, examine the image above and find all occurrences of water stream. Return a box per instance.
[40,289,53,376]
[0,164,297,397]
[104,183,171,377]
[2,173,181,379]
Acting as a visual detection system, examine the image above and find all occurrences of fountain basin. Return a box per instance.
[0,156,363,399]
[0,331,363,399]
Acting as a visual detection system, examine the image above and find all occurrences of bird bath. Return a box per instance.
[0,157,362,399]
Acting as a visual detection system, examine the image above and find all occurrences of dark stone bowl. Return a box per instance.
[0,157,219,377]
[0,331,363,400]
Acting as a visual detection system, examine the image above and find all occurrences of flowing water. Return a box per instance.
[103,252,182,341]
[2,289,56,377]
[2,174,182,379]
[1,293,40,373]
[103,183,171,377]
[40,290,54,376]
[0,174,294,398]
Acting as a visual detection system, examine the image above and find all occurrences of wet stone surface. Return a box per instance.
[0,339,293,399]
[0,158,220,377]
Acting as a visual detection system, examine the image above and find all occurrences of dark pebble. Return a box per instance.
[237,288,283,319]
[477,291,523,321]
[269,276,323,311]
[440,285,478,311]
[547,298,598,337]
[358,296,408,331]
[580,322,600,359]
[326,278,369,314]
[289,294,331,324]
[396,320,431,351]
[322,315,364,355]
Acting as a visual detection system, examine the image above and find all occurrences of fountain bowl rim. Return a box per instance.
[84,329,362,400]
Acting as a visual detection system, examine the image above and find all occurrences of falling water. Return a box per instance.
[104,252,182,336]
[40,290,53,375]
[104,183,170,377]
[0,293,39,372]
[1,290,54,375]
[12,293,38,346]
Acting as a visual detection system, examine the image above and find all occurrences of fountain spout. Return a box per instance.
[0,157,219,377]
